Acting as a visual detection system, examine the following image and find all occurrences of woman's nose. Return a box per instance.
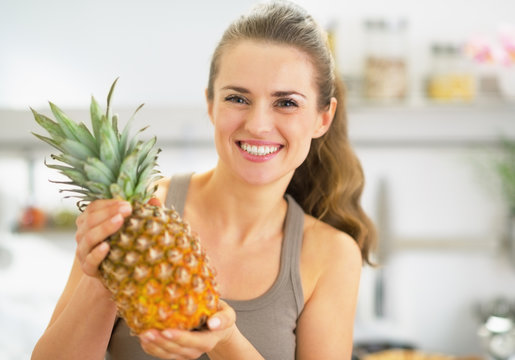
[244,102,273,135]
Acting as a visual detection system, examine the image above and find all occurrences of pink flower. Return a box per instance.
[465,36,494,63]
[466,23,515,66]
[498,24,515,63]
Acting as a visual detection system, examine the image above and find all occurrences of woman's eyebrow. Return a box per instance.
[221,85,250,94]
[221,86,306,99]
[271,90,306,99]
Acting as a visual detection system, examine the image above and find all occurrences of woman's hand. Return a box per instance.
[74,199,133,277]
[139,300,236,360]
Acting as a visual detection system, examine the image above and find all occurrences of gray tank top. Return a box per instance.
[106,173,305,360]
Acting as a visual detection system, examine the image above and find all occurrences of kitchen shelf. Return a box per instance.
[347,101,515,147]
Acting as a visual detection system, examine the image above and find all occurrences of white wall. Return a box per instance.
[0,0,255,108]
[354,144,515,355]
[1,0,514,108]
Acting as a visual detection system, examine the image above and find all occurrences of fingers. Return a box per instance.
[75,200,132,276]
[76,200,132,230]
[139,302,237,359]
[81,241,111,276]
[140,330,210,360]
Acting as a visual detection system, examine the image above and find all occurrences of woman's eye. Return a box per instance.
[276,99,298,108]
[225,95,247,104]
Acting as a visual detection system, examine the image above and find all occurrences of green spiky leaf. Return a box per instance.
[50,154,84,169]
[85,181,111,196]
[85,157,116,183]
[137,137,157,165]
[112,114,119,138]
[106,77,119,121]
[84,162,113,185]
[61,138,96,160]
[99,121,121,170]
[49,102,83,142]
[31,109,65,139]
[119,103,145,158]
[31,78,161,209]
[32,133,65,153]
[118,151,139,189]
[90,96,103,141]
[77,123,99,156]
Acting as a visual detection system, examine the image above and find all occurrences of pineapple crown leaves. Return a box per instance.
[31,78,163,211]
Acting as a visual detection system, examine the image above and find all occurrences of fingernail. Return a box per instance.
[98,242,109,252]
[111,214,123,223]
[119,202,132,215]
[208,317,221,329]
[163,330,174,339]
[143,332,155,342]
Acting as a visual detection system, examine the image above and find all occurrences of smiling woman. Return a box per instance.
[31,1,375,360]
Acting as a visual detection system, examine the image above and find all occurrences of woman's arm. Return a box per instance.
[31,257,118,360]
[32,199,133,360]
[295,229,362,360]
[206,327,265,360]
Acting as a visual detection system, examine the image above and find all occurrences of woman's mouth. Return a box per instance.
[238,141,282,156]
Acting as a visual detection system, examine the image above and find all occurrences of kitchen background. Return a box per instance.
[1,0,515,359]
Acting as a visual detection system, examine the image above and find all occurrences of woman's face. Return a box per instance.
[207,40,336,186]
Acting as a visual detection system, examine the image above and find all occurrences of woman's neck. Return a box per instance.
[187,166,291,246]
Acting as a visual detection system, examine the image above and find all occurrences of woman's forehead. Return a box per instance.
[215,40,317,95]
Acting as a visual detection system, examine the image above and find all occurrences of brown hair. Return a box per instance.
[207,0,376,264]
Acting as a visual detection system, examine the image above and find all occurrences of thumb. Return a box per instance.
[207,300,235,330]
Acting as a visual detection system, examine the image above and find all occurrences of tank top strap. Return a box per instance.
[165,172,194,216]
[283,193,305,316]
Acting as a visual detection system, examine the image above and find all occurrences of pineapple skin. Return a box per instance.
[99,201,220,334]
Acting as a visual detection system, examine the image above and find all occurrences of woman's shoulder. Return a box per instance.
[300,214,362,300]
[302,214,362,263]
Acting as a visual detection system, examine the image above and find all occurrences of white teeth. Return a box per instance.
[240,142,279,156]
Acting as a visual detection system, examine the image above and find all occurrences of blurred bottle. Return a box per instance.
[19,206,47,231]
[363,18,408,102]
[427,43,476,102]
[18,156,48,232]
[476,297,515,360]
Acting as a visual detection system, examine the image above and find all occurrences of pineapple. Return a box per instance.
[31,79,220,334]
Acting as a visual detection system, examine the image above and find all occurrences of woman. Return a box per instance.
[31,1,375,359]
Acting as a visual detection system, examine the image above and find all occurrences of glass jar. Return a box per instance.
[363,18,408,101]
[427,43,476,101]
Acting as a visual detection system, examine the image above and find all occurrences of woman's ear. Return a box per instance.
[313,97,337,139]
